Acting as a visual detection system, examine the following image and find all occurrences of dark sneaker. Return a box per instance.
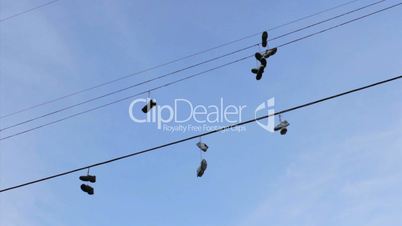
[79,175,96,183]
[261,31,268,48]
[197,159,208,177]
[142,99,157,113]
[264,48,277,58]
[260,58,267,67]
[81,184,94,195]
[255,52,263,61]
[256,65,265,80]
[251,68,259,74]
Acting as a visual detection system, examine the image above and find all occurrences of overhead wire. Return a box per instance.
[0,0,391,132]
[1,2,401,141]
[0,74,401,193]
[277,2,402,48]
[0,0,381,119]
[0,45,257,132]
[0,56,251,141]
[0,0,62,23]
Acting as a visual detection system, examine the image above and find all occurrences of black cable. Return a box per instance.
[0,0,378,119]
[0,0,62,23]
[0,54,254,141]
[0,0,390,131]
[269,0,386,43]
[1,2,400,141]
[0,56,252,141]
[1,74,400,193]
[259,0,367,31]
[0,45,257,132]
[277,2,402,48]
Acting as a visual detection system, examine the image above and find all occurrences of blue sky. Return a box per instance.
[0,0,401,225]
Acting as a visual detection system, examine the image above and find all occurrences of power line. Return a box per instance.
[1,74,400,193]
[257,0,367,31]
[1,2,400,141]
[269,0,386,43]
[0,45,257,132]
[0,56,251,141]
[276,2,402,48]
[0,0,380,119]
[0,0,62,23]
[0,0,391,132]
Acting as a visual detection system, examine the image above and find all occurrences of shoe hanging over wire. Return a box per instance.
[197,159,208,177]
[274,115,290,135]
[261,31,268,48]
[79,168,96,195]
[250,31,278,81]
[80,184,94,195]
[251,65,265,80]
[142,99,157,113]
[196,141,209,152]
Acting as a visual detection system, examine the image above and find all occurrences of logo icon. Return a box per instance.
[255,98,275,132]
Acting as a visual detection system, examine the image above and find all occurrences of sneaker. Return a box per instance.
[260,58,267,68]
[261,31,268,48]
[256,65,265,80]
[79,175,96,183]
[197,159,208,177]
[264,48,277,58]
[142,99,157,113]
[255,52,263,61]
[196,142,208,152]
[274,120,289,134]
[81,184,94,195]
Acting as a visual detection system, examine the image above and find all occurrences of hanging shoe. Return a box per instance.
[274,120,289,135]
[261,31,268,48]
[255,52,263,61]
[142,99,157,113]
[260,58,267,68]
[81,184,94,195]
[79,175,96,183]
[255,65,265,80]
[197,159,208,177]
[196,142,208,152]
[264,48,277,58]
